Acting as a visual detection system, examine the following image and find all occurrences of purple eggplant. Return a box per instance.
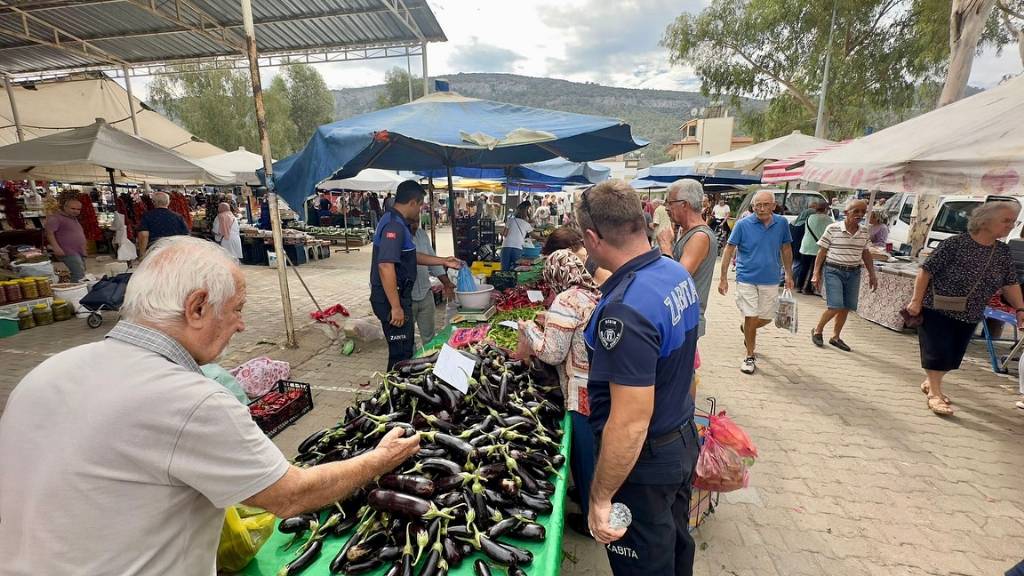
[368,489,431,518]
[379,474,436,498]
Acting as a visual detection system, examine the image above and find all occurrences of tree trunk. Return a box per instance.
[908,193,942,258]
[1000,10,1024,66]
[938,0,998,107]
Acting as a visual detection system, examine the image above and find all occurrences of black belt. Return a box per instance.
[645,419,694,450]
[825,262,861,272]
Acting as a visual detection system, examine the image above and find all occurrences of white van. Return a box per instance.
[882,193,1022,253]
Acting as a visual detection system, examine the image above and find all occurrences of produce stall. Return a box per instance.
[242,324,570,576]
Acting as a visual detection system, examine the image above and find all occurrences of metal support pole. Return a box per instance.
[428,176,436,250]
[4,75,24,142]
[447,164,456,249]
[421,42,429,96]
[241,0,297,348]
[814,0,838,139]
[406,51,414,103]
[122,65,140,136]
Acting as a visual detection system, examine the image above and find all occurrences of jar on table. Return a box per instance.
[35,277,52,297]
[5,281,22,303]
[52,299,72,322]
[32,303,54,326]
[19,278,39,300]
[17,306,34,330]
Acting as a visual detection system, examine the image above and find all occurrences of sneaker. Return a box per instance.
[740,356,756,374]
[829,338,852,352]
[811,331,824,347]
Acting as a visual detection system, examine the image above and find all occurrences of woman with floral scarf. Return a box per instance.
[516,248,600,536]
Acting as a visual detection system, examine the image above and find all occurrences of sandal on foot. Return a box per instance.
[920,382,952,404]
[928,396,954,415]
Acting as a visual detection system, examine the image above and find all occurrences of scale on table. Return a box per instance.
[450,305,496,324]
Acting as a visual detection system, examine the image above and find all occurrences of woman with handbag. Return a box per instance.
[906,201,1024,415]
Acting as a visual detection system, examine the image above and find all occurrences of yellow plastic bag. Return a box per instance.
[217,505,276,572]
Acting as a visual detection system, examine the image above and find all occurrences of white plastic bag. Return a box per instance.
[775,289,798,333]
[116,239,137,262]
[230,357,291,399]
[349,317,385,342]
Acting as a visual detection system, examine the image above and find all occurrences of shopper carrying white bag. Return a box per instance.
[775,288,798,333]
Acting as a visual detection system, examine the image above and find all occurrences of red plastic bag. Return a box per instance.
[709,411,757,458]
[692,434,749,493]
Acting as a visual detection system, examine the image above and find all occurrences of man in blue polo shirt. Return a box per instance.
[577,180,701,576]
[718,190,795,375]
[371,181,461,369]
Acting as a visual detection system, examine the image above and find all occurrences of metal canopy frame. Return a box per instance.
[0,0,445,79]
[0,0,446,348]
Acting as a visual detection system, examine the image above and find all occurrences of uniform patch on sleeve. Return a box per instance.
[598,317,623,350]
[385,231,397,240]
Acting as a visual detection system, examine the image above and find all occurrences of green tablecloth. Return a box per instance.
[243,324,571,576]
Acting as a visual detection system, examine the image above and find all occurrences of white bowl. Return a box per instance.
[455,284,495,310]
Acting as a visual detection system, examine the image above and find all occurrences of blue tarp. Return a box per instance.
[265,93,644,217]
[637,158,760,185]
[629,178,665,190]
[417,157,611,185]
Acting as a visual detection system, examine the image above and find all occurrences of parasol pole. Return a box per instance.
[241,0,296,348]
[106,167,117,194]
[428,176,436,251]
[447,163,456,250]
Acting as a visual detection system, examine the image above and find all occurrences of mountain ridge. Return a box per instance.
[332,72,760,163]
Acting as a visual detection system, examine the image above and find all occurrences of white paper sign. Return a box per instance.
[527,290,544,303]
[432,344,477,394]
[498,320,519,330]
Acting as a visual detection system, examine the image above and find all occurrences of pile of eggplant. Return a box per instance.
[276,343,567,576]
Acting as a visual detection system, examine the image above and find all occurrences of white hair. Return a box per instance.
[968,200,1020,234]
[667,179,704,210]
[122,236,240,326]
[152,191,170,207]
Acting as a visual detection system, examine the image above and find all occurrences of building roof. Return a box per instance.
[0,0,446,76]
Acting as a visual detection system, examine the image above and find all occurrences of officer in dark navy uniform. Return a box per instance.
[577,180,701,576]
[371,181,462,370]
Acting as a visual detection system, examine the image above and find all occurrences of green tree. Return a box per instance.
[376,67,425,109]
[661,0,1008,141]
[264,75,300,156]
[282,64,335,144]
[149,65,258,152]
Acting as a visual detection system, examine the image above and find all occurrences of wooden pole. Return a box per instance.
[421,42,429,96]
[241,0,296,348]
[428,176,436,251]
[122,65,140,136]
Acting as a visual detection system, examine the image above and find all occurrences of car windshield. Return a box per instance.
[774,193,825,216]
[932,201,979,235]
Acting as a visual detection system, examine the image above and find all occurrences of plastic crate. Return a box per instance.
[471,261,502,275]
[248,380,313,438]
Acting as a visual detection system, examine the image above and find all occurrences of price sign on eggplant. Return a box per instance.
[432,344,477,394]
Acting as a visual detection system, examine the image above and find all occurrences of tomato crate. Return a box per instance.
[248,380,314,438]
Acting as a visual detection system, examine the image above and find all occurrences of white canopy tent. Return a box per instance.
[0,74,225,159]
[696,131,834,174]
[0,118,234,184]
[802,75,1024,196]
[319,169,416,192]
[199,146,266,185]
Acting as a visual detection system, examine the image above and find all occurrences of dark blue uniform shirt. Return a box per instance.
[138,208,188,244]
[370,208,417,300]
[585,248,700,438]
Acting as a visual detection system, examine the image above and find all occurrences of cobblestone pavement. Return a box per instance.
[2,234,1023,575]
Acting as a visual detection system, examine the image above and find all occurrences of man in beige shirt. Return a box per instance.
[0,236,419,576]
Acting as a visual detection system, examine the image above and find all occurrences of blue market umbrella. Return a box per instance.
[267,92,644,220]
[637,158,760,186]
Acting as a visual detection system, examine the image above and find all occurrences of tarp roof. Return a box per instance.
[696,131,834,174]
[199,146,265,184]
[0,118,234,184]
[803,75,1024,196]
[0,73,225,158]
[0,0,446,76]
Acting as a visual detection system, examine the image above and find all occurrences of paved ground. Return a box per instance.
[2,232,1023,576]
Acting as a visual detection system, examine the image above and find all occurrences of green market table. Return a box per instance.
[243,323,572,576]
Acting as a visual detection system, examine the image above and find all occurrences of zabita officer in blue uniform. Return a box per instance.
[578,180,701,576]
[370,181,462,369]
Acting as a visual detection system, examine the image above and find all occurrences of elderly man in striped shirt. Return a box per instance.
[810,199,879,351]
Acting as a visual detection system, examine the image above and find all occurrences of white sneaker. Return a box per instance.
[740,356,756,374]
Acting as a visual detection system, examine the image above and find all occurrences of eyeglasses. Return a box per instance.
[752,202,774,209]
[579,187,604,239]
[666,199,687,206]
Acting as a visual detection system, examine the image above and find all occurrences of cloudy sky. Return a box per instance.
[132,0,1021,98]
